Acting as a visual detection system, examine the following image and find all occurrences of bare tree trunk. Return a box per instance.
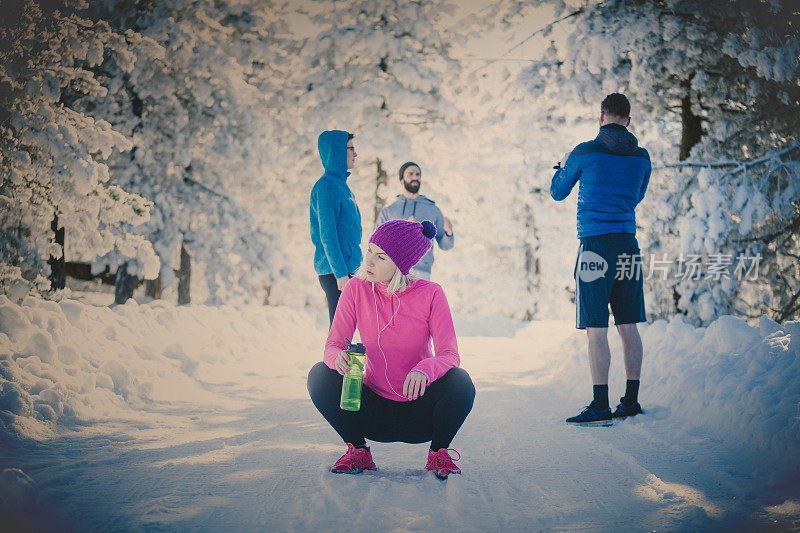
[676,82,705,311]
[145,272,162,299]
[114,263,137,304]
[48,215,66,290]
[374,158,388,226]
[680,83,703,161]
[178,241,191,305]
[523,202,539,321]
[262,283,272,306]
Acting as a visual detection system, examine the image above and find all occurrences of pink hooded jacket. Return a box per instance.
[324,277,460,402]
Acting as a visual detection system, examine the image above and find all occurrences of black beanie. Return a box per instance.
[398,161,421,180]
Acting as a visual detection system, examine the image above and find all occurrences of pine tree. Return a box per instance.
[79,0,295,303]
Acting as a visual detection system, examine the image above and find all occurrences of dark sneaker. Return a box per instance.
[612,397,643,419]
[566,404,613,426]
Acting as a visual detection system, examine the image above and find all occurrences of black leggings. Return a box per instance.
[307,362,476,450]
[318,274,352,327]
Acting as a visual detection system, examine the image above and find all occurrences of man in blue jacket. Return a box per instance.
[310,130,362,326]
[376,162,454,280]
[550,93,651,426]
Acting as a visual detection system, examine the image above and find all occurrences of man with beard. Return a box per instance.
[376,162,454,280]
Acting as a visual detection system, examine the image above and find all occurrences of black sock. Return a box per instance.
[353,442,367,449]
[623,380,640,405]
[592,385,609,410]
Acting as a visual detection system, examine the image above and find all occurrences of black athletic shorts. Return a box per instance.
[574,233,646,329]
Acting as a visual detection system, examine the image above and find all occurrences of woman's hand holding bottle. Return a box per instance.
[333,350,351,375]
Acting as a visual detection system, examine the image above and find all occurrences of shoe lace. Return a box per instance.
[432,448,461,469]
[579,405,611,419]
[335,443,358,465]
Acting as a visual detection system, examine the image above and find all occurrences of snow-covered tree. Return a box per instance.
[0,0,158,300]
[527,0,800,160]
[77,0,300,303]
[640,143,800,325]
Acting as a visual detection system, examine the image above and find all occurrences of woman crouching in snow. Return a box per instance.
[307,219,475,479]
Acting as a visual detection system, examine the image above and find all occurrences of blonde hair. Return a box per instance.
[354,264,415,295]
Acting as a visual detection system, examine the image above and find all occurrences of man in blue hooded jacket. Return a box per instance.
[310,130,362,326]
[550,93,651,426]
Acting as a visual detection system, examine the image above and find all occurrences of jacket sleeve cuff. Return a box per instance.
[415,369,431,383]
[330,263,349,278]
[411,361,434,382]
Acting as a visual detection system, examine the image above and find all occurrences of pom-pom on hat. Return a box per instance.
[370,219,436,275]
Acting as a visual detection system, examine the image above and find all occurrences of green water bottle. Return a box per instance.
[340,342,366,411]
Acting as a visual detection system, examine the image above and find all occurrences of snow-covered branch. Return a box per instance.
[181,172,233,204]
[653,141,800,172]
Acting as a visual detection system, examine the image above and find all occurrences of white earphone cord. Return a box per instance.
[372,282,403,398]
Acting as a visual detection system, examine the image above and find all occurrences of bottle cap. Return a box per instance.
[347,342,366,354]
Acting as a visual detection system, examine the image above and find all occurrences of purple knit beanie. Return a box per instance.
[369,220,437,275]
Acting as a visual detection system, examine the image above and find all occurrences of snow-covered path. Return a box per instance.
[1,298,799,531]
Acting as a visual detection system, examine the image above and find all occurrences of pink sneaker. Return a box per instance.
[425,448,462,479]
[331,443,377,474]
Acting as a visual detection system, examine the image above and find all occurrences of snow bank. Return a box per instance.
[513,314,800,480]
[0,295,324,441]
[0,468,37,510]
[643,315,800,478]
